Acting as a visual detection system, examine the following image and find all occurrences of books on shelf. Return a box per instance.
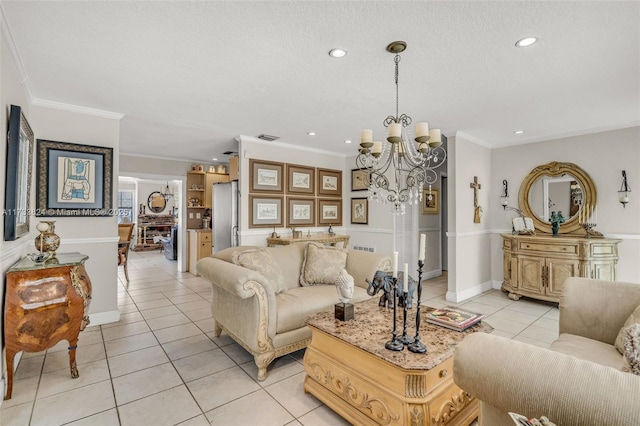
[425,306,484,331]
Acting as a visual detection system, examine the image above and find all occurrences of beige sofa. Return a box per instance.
[197,243,390,381]
[453,277,640,426]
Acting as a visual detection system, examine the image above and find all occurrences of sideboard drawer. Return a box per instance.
[518,241,578,255]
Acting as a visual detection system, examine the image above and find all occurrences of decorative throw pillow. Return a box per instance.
[615,304,640,354]
[231,248,287,294]
[621,323,640,375]
[300,242,348,286]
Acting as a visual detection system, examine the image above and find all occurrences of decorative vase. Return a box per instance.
[34,221,61,257]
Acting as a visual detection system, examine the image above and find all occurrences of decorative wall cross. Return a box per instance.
[470,176,482,223]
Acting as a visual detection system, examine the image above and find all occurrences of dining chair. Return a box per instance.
[118,223,135,282]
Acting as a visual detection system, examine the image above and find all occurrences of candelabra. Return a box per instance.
[398,289,414,345]
[408,260,427,354]
[385,278,404,351]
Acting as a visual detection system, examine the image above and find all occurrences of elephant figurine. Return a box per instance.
[366,270,415,309]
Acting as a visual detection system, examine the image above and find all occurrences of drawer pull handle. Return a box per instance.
[526,245,530,248]
[440,369,448,378]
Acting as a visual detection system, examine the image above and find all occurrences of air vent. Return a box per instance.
[223,151,238,155]
[256,134,280,142]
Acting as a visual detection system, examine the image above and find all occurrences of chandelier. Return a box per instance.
[161,181,174,201]
[356,41,447,214]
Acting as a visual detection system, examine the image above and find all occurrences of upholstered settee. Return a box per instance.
[197,243,390,381]
[453,277,640,426]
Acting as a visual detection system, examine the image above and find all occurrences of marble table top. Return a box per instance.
[306,298,493,371]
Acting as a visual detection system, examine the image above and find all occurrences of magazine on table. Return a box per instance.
[425,306,484,331]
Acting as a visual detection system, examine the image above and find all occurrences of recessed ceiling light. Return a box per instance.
[514,130,524,134]
[515,37,538,47]
[212,157,218,161]
[328,48,347,58]
[344,140,352,144]
[307,132,316,136]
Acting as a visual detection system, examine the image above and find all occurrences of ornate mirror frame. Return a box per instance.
[518,161,596,234]
[147,191,167,213]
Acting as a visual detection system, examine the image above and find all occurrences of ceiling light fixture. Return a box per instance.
[161,181,174,201]
[328,48,347,58]
[356,41,447,215]
[514,130,524,134]
[307,132,316,136]
[515,37,538,47]
[344,140,352,144]
[212,157,218,161]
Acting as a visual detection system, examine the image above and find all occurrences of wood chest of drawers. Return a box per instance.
[4,252,92,399]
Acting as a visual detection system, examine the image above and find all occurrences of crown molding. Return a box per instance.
[0,3,34,102]
[120,152,226,165]
[31,98,124,120]
[454,131,493,148]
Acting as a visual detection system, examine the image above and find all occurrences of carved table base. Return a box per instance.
[303,299,488,426]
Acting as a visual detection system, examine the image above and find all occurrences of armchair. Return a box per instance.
[453,278,640,425]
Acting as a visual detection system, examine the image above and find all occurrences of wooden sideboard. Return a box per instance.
[267,233,350,248]
[4,252,92,399]
[501,234,621,303]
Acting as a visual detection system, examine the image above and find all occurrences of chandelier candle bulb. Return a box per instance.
[392,251,398,278]
[388,123,402,142]
[419,233,426,261]
[428,129,442,147]
[361,129,373,144]
[415,122,430,143]
[372,141,382,156]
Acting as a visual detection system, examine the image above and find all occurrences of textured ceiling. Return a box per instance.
[2,1,639,162]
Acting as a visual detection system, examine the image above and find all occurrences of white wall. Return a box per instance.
[29,105,122,325]
[446,133,494,301]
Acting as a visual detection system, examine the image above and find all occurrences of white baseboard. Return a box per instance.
[492,280,503,290]
[446,280,494,303]
[423,268,443,280]
[87,310,120,327]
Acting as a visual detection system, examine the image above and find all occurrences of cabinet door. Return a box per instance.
[546,259,579,298]
[519,256,545,293]
[590,261,616,281]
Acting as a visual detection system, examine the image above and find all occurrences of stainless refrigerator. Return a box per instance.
[212,181,239,253]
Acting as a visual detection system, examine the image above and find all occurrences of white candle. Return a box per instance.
[416,122,429,138]
[360,129,373,143]
[372,141,382,154]
[418,233,426,261]
[403,263,409,293]
[392,251,398,278]
[388,123,402,138]
[429,129,442,143]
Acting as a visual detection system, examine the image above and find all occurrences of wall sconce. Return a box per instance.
[618,170,631,208]
[500,179,509,206]
[501,179,525,217]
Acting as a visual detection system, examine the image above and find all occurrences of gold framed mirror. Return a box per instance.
[147,191,167,213]
[518,161,596,234]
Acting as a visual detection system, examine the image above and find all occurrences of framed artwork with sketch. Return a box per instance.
[287,197,315,226]
[249,159,284,193]
[36,139,113,217]
[351,168,369,191]
[318,198,342,226]
[351,198,368,224]
[286,164,315,195]
[317,168,342,197]
[249,195,284,228]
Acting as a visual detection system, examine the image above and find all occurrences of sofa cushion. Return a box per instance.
[615,304,640,354]
[300,242,348,286]
[621,323,640,375]
[231,248,287,294]
[275,285,370,334]
[551,333,624,370]
[266,243,306,291]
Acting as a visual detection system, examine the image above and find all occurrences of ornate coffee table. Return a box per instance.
[303,298,492,426]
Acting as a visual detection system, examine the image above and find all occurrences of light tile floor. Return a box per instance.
[1,251,559,425]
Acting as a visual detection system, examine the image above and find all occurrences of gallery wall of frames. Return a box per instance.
[248,159,342,228]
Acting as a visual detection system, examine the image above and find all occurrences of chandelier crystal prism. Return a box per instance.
[356,41,447,214]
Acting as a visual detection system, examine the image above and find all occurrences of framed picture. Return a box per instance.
[317,168,342,197]
[286,164,315,195]
[351,168,370,192]
[36,139,113,217]
[351,198,368,224]
[4,105,35,240]
[249,159,284,193]
[249,195,284,228]
[287,197,316,226]
[422,189,440,214]
[318,198,342,226]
